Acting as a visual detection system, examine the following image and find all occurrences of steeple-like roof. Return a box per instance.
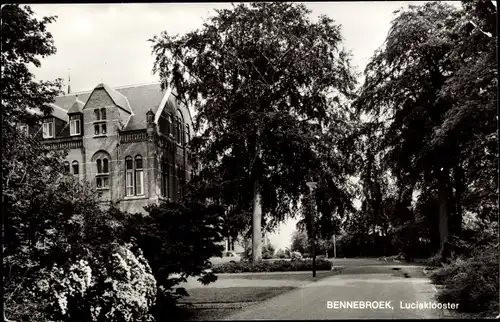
[94,83,132,113]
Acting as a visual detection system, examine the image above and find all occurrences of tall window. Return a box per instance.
[176,118,181,144]
[72,161,79,176]
[95,157,109,189]
[124,155,144,196]
[135,155,144,195]
[167,114,173,136]
[42,119,54,138]
[70,115,81,136]
[94,109,107,136]
[125,156,134,196]
[161,161,169,198]
[176,110,184,145]
[64,161,70,174]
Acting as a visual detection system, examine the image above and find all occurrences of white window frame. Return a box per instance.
[125,156,134,196]
[70,119,81,136]
[96,158,110,190]
[134,156,144,196]
[135,170,144,195]
[42,121,54,139]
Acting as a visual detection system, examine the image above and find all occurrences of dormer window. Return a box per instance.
[69,115,81,136]
[42,118,54,139]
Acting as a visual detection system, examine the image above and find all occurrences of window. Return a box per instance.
[70,119,81,136]
[125,156,134,196]
[176,117,181,144]
[185,125,190,145]
[94,123,107,136]
[161,162,169,198]
[42,120,54,138]
[135,156,144,195]
[95,157,109,189]
[64,161,70,174]
[176,110,184,145]
[124,155,144,196]
[94,109,100,121]
[72,161,79,175]
[100,108,106,120]
[167,114,173,136]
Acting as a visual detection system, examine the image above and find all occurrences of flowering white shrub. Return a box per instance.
[97,244,157,321]
[36,244,157,321]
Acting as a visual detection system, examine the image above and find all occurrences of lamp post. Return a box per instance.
[306,181,317,278]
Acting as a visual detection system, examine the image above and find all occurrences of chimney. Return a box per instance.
[67,69,71,94]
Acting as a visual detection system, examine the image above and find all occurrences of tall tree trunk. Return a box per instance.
[252,131,263,264]
[252,178,262,264]
[438,169,450,258]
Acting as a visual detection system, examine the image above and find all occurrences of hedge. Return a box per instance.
[212,259,332,273]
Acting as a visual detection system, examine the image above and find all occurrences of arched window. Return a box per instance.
[135,155,144,195]
[64,161,70,174]
[72,161,79,175]
[168,114,174,136]
[185,124,190,145]
[125,156,134,196]
[124,155,144,196]
[176,110,184,145]
[92,151,110,190]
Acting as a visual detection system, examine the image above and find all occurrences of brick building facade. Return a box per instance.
[27,82,193,214]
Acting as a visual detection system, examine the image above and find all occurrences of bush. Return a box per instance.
[274,249,290,259]
[35,243,157,321]
[212,259,332,273]
[262,244,275,259]
[430,243,499,314]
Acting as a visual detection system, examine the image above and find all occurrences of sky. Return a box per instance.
[29,1,459,251]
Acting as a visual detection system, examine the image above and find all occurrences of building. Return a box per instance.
[24,82,193,214]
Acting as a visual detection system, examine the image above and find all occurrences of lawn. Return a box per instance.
[220,270,342,281]
[180,286,296,304]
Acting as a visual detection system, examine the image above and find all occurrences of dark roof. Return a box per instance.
[67,98,85,114]
[53,83,168,131]
[49,103,70,122]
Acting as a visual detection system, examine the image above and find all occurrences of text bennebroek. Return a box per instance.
[327,301,394,310]
[326,301,459,311]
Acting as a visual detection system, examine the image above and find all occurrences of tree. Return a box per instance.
[150,2,356,263]
[290,229,309,254]
[355,2,464,257]
[1,5,64,320]
[123,201,224,312]
[1,4,62,127]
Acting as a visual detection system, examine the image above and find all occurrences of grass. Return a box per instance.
[220,270,342,281]
[180,286,296,304]
[175,307,241,321]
